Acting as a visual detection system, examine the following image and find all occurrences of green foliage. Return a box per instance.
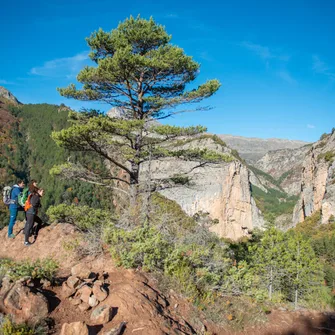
[320,133,329,141]
[103,194,230,302]
[0,317,34,335]
[53,16,222,203]
[318,151,335,163]
[250,185,298,224]
[0,258,58,281]
[277,169,293,185]
[46,204,113,230]
[1,103,113,228]
[248,166,282,190]
[249,227,287,300]
[105,223,171,271]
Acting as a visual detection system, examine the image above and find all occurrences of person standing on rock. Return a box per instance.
[8,179,25,239]
[24,187,44,246]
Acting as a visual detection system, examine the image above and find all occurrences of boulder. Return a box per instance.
[67,276,81,289]
[75,285,92,304]
[2,282,49,323]
[71,263,92,279]
[60,321,89,335]
[91,305,112,324]
[93,281,108,302]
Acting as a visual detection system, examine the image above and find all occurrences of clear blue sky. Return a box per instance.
[1,0,334,142]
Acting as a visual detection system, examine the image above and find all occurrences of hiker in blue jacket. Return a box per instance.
[8,180,25,238]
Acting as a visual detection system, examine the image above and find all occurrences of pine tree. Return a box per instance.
[52,16,229,205]
[250,226,286,300]
[283,232,324,309]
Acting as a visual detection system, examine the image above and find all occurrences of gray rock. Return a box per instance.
[91,305,112,324]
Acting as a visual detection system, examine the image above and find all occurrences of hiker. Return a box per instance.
[27,181,43,237]
[24,187,44,246]
[8,180,25,238]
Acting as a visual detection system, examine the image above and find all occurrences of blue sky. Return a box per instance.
[1,0,334,142]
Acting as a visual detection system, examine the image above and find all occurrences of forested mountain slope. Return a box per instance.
[0,96,112,227]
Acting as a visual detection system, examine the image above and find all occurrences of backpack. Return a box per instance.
[2,186,12,206]
[24,194,33,212]
[18,187,29,207]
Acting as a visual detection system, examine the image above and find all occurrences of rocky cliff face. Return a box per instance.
[293,132,335,225]
[145,137,265,240]
[0,86,21,105]
[255,145,311,195]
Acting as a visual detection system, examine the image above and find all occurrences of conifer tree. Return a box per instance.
[250,226,286,300]
[283,232,324,309]
[52,16,229,203]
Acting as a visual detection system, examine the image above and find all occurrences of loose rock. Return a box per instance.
[75,285,92,304]
[62,282,76,298]
[89,295,99,307]
[91,305,112,324]
[93,282,108,302]
[67,276,81,289]
[60,321,89,335]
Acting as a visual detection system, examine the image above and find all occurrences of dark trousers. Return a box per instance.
[24,213,42,242]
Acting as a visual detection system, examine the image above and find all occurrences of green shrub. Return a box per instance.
[105,223,171,271]
[46,204,113,230]
[0,317,47,335]
[0,317,34,335]
[318,151,335,164]
[0,258,58,281]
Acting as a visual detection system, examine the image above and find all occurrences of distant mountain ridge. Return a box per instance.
[218,134,309,163]
[0,86,21,105]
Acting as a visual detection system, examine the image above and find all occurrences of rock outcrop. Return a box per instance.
[0,86,21,105]
[255,145,311,195]
[146,137,265,240]
[0,276,49,324]
[293,131,335,225]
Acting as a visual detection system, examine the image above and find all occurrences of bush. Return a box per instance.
[105,223,171,271]
[0,317,34,335]
[0,317,47,335]
[46,204,113,230]
[318,151,335,164]
[0,258,58,281]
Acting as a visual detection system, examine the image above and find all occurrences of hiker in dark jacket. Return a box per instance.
[8,180,25,238]
[24,188,43,246]
[27,181,43,237]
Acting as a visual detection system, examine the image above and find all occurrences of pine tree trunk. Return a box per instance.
[129,162,140,209]
[269,267,273,300]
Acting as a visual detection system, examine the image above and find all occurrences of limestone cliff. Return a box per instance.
[293,131,335,225]
[144,137,264,240]
[255,145,311,195]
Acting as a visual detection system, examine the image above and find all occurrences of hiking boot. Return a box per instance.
[8,234,15,239]
[24,241,32,246]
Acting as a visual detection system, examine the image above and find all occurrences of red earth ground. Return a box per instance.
[0,222,334,335]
